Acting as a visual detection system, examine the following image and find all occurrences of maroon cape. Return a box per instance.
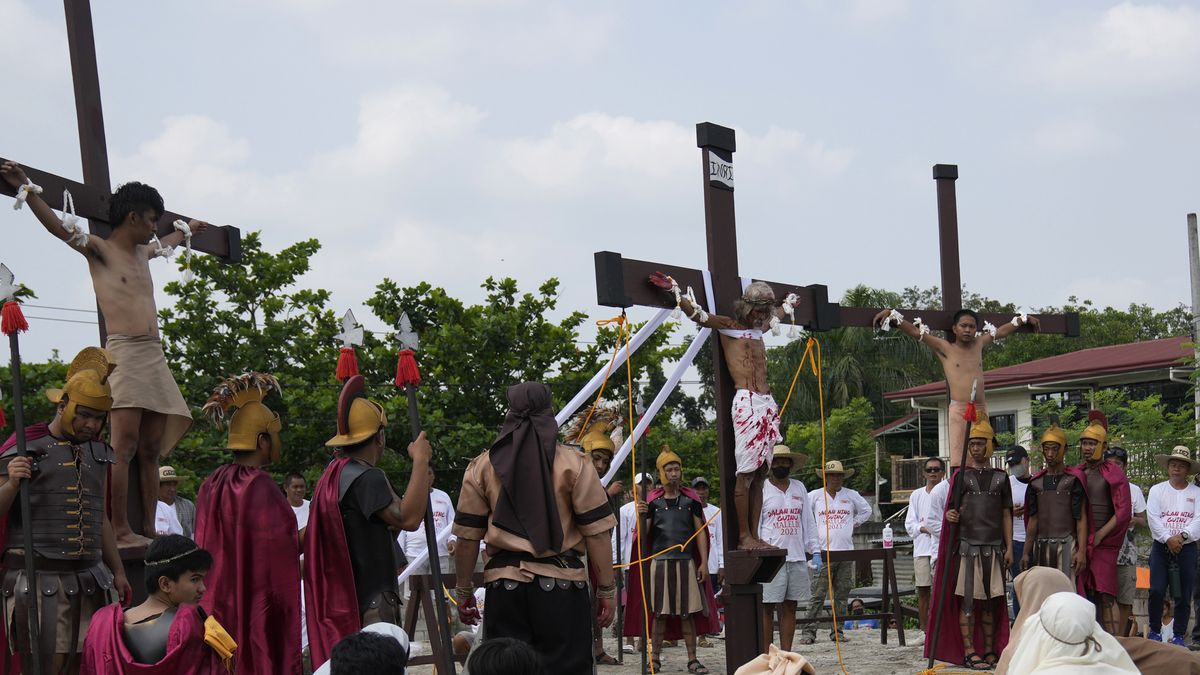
[0,422,50,674]
[924,467,1011,666]
[1074,460,1132,597]
[81,603,227,674]
[303,457,359,670]
[622,486,720,640]
[195,464,301,675]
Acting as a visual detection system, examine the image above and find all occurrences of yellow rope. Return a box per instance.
[615,508,721,568]
[777,337,815,419]
[621,316,657,675]
[574,314,628,441]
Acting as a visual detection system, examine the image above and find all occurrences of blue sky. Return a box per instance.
[3,0,1199,362]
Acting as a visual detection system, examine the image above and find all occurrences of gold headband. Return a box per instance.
[146,547,201,566]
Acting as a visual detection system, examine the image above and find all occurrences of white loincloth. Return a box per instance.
[732,389,782,475]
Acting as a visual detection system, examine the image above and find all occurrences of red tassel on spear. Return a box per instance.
[393,311,456,674]
[333,309,364,382]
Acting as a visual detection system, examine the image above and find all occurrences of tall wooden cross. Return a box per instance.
[0,0,242,341]
[594,122,1079,671]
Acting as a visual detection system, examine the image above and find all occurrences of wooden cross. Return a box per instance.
[0,0,242,342]
[594,122,1079,672]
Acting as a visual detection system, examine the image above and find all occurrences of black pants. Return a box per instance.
[484,578,592,675]
[1149,540,1197,633]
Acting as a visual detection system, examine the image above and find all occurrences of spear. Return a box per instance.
[393,312,457,675]
[1,262,41,675]
[925,378,977,670]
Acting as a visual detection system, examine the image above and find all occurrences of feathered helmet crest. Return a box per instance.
[202,373,283,458]
[564,404,622,456]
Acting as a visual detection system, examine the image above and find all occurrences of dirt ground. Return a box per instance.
[408,628,945,674]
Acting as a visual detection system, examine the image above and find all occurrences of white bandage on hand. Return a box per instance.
[880,308,904,331]
[13,179,43,210]
[982,321,998,338]
[1011,313,1028,328]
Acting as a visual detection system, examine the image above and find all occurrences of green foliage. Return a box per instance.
[785,397,876,493]
[1,351,67,432]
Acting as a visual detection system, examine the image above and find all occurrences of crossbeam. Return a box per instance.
[0,157,241,263]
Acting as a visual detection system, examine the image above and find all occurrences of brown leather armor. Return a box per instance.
[2,434,114,561]
[959,469,1007,546]
[1033,473,1078,539]
[1085,466,1114,527]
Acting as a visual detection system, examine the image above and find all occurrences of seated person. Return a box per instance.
[82,535,236,673]
[314,623,410,675]
[467,638,546,675]
[843,598,880,630]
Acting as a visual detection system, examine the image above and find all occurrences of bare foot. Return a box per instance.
[737,534,778,551]
[116,531,154,549]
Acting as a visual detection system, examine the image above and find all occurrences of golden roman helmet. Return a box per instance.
[656,444,683,485]
[1080,410,1109,460]
[326,374,387,448]
[202,373,283,461]
[1040,423,1068,450]
[564,405,621,457]
[968,410,995,460]
[45,347,116,436]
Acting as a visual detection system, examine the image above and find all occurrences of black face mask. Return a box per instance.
[771,466,790,480]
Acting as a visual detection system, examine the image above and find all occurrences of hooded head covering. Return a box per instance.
[1005,591,1138,674]
[656,444,683,486]
[997,567,1076,674]
[489,382,562,553]
[1080,410,1109,461]
[969,410,995,460]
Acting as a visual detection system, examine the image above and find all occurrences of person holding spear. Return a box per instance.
[303,374,433,671]
[0,343,133,675]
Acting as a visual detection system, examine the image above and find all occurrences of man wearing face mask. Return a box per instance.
[194,372,301,674]
[1005,446,1031,617]
[0,347,133,674]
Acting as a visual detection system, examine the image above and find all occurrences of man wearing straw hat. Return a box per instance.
[1145,445,1200,646]
[156,465,195,538]
[758,444,816,652]
[800,459,870,645]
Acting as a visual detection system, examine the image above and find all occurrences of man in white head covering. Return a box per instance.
[1006,591,1137,674]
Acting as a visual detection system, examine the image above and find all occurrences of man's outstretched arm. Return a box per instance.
[0,161,88,254]
[872,309,950,355]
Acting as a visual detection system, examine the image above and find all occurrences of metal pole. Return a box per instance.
[403,386,457,675]
[8,333,42,675]
[1187,213,1200,434]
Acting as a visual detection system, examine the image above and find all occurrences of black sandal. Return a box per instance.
[687,659,710,674]
[983,652,998,666]
[594,652,618,665]
[965,652,990,670]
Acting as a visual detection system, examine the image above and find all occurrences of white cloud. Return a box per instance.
[848,0,910,24]
[1027,2,1200,94]
[739,126,856,178]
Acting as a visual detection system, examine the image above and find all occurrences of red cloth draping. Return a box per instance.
[302,457,359,670]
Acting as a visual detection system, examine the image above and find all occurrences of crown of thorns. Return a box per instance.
[146,547,201,566]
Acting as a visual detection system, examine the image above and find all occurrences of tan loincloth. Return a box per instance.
[105,334,192,455]
[649,558,706,617]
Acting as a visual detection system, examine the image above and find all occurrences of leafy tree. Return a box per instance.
[785,397,877,494]
[1,352,68,434]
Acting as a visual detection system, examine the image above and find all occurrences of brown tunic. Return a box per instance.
[1086,465,1114,527]
[453,444,617,583]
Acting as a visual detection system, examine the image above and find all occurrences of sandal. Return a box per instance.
[983,652,999,666]
[651,658,662,672]
[798,635,815,645]
[965,652,990,670]
[687,659,710,674]
[594,652,618,665]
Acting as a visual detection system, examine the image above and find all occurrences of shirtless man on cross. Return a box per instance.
[2,160,207,547]
[872,308,1038,467]
[651,274,798,550]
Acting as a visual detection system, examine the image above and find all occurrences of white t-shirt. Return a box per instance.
[618,501,638,565]
[1148,481,1200,544]
[1009,475,1028,543]
[905,482,940,558]
[925,479,951,566]
[807,486,871,551]
[397,488,457,559]
[1131,483,1147,515]
[702,503,724,574]
[155,500,183,536]
[760,479,816,562]
[292,499,310,531]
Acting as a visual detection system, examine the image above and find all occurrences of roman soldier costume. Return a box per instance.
[1074,411,1131,611]
[0,348,118,673]
[194,373,301,675]
[1025,424,1089,583]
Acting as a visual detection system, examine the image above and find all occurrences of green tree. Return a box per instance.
[785,397,876,494]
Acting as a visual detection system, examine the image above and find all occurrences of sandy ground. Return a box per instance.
[408,628,943,674]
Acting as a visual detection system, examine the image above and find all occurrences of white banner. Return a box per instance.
[708,152,734,189]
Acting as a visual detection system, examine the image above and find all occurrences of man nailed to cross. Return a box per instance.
[873,307,1040,467]
[1,161,208,547]
[650,273,800,551]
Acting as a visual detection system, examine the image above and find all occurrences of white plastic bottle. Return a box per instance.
[882,523,894,549]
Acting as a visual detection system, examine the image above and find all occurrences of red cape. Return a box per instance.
[302,457,359,669]
[81,603,226,674]
[1074,460,1132,597]
[622,486,721,639]
[0,421,50,674]
[195,464,301,675]
[924,467,1011,666]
